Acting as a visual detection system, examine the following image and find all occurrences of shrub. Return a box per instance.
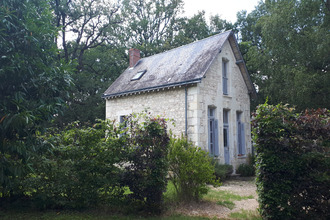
[211,159,233,181]
[122,113,169,214]
[236,163,255,177]
[18,112,170,213]
[25,120,127,209]
[168,136,219,201]
[252,103,330,219]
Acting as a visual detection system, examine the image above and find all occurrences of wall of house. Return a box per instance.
[105,87,186,136]
[187,40,252,171]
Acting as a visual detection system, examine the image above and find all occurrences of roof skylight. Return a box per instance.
[131,70,147,81]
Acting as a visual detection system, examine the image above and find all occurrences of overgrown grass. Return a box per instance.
[0,210,211,220]
[0,182,258,219]
[229,209,262,220]
[216,200,235,210]
[203,188,254,210]
[163,180,178,205]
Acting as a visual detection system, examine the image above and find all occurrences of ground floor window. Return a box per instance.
[208,107,219,156]
[237,112,246,156]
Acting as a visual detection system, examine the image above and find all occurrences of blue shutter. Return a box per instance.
[241,123,246,155]
[237,121,242,154]
[208,118,212,155]
[214,119,219,156]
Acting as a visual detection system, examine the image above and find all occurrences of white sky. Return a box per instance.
[182,0,262,23]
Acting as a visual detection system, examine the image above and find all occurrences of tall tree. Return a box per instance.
[0,0,73,197]
[51,0,121,70]
[237,0,330,110]
[209,14,234,34]
[120,0,184,56]
[171,11,210,47]
[54,45,127,125]
[49,0,125,126]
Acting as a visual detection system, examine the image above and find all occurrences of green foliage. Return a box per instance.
[211,159,233,181]
[121,0,184,56]
[252,103,330,219]
[236,164,255,177]
[1,111,171,213]
[237,154,255,177]
[237,0,330,110]
[122,112,169,214]
[229,209,262,220]
[0,0,73,199]
[25,120,126,209]
[216,200,235,210]
[54,45,127,126]
[168,136,219,201]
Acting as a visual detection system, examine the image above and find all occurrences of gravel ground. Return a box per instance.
[170,178,258,219]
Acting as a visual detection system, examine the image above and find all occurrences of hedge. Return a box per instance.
[252,103,329,219]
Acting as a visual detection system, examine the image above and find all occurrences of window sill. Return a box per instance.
[237,154,246,159]
[223,94,232,99]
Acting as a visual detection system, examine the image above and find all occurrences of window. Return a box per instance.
[208,107,219,156]
[131,70,147,81]
[119,115,127,136]
[223,109,230,164]
[222,59,228,95]
[237,112,246,156]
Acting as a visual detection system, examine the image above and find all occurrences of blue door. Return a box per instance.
[223,110,230,164]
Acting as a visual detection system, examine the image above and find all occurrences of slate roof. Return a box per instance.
[103,30,256,99]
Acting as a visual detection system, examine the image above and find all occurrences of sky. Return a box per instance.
[182,0,262,23]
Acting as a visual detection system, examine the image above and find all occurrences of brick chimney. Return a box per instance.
[129,48,140,67]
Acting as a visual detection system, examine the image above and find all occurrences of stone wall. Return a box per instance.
[187,40,252,170]
[105,87,186,136]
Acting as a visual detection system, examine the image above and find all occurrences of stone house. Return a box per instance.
[103,30,256,169]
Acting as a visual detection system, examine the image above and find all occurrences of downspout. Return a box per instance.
[185,86,188,137]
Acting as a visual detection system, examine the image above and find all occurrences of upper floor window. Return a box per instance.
[222,59,229,95]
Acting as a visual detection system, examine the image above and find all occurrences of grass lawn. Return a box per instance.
[0,182,261,220]
[0,210,211,220]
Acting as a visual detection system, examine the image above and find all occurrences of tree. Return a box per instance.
[171,11,210,47]
[49,0,125,126]
[209,14,234,34]
[120,0,184,56]
[0,0,73,197]
[237,0,330,110]
[54,45,127,125]
[51,0,121,70]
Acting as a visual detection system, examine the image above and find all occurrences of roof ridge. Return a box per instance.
[139,30,233,60]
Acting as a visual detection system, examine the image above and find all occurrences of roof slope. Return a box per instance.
[103,30,256,99]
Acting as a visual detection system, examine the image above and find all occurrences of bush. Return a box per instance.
[252,103,330,219]
[25,120,127,209]
[211,160,233,181]
[9,112,171,213]
[122,113,169,214]
[168,136,219,201]
[236,163,255,177]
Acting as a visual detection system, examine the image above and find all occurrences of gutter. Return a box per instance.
[102,78,202,99]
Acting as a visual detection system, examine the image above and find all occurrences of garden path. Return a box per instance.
[170,178,258,219]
